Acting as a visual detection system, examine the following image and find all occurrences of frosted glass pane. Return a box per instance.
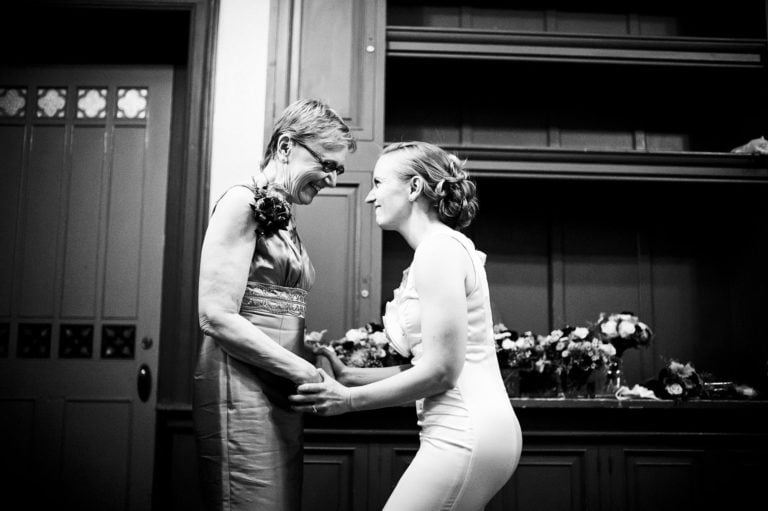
[0,88,27,117]
[77,88,107,119]
[36,87,67,118]
[116,88,147,119]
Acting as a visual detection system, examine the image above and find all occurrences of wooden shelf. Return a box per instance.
[425,145,768,182]
[387,26,767,68]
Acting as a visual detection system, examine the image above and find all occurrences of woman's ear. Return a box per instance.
[408,176,422,202]
[277,134,292,162]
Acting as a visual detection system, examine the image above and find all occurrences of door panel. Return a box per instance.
[295,171,380,340]
[0,66,172,511]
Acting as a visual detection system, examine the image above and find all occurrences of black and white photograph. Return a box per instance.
[1,1,767,510]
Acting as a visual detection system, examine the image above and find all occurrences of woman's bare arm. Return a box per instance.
[198,187,320,384]
[292,235,468,413]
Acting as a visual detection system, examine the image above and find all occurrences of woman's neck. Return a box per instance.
[399,211,452,250]
[254,163,291,202]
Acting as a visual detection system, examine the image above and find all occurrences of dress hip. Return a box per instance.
[193,283,311,511]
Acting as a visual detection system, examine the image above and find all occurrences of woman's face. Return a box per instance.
[366,152,412,230]
[285,139,348,205]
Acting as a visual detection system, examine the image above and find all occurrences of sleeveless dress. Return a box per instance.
[381,230,523,511]
[193,184,315,511]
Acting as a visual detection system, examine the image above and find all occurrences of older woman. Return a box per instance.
[194,99,356,510]
[292,141,522,510]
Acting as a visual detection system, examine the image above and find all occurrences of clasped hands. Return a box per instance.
[290,346,353,416]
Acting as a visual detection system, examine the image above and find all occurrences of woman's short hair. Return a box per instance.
[382,141,479,230]
[261,98,357,169]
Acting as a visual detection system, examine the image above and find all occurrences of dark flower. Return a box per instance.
[250,186,291,237]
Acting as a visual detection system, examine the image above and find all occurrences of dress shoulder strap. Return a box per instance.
[210,182,256,216]
[421,229,485,295]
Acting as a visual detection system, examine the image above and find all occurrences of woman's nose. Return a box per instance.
[323,171,337,187]
[365,189,375,203]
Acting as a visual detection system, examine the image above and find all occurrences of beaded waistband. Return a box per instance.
[240,282,307,317]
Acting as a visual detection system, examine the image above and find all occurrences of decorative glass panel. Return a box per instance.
[18,323,52,358]
[101,324,135,359]
[60,324,94,359]
[0,323,9,357]
[0,88,27,117]
[36,88,67,118]
[116,87,147,119]
[77,88,107,119]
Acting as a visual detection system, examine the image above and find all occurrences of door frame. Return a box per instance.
[9,0,219,507]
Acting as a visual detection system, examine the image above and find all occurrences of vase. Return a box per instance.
[520,368,560,397]
[500,367,521,397]
[561,368,596,398]
[600,355,623,396]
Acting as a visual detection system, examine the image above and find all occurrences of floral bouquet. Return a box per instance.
[593,312,653,358]
[647,359,704,400]
[543,326,615,395]
[494,325,538,372]
[306,323,410,368]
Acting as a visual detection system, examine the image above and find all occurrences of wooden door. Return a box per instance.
[268,0,386,168]
[295,171,381,340]
[0,66,172,511]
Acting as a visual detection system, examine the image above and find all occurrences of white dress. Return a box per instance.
[382,230,523,511]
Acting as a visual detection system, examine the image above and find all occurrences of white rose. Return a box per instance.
[574,327,589,339]
[345,328,368,343]
[501,339,515,350]
[666,383,683,396]
[305,329,326,343]
[370,331,389,347]
[601,320,618,337]
[618,321,636,338]
[599,343,617,357]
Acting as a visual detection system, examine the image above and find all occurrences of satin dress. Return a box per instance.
[193,185,315,511]
[382,230,523,511]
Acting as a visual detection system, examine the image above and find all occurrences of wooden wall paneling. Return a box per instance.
[0,399,35,504]
[268,0,385,168]
[295,171,380,338]
[549,205,566,329]
[302,443,369,511]
[19,125,66,318]
[61,399,133,509]
[0,125,24,317]
[470,177,552,334]
[103,126,144,319]
[487,446,599,511]
[618,448,705,511]
[62,126,104,318]
[377,443,418,510]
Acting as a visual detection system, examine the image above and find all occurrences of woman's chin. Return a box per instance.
[297,187,318,205]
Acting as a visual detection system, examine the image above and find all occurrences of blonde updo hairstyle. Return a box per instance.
[382,141,478,230]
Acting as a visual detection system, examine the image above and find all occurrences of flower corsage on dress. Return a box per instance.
[250,184,291,237]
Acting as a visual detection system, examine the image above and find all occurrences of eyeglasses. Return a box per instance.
[293,139,345,176]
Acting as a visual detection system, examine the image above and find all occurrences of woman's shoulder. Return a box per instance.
[212,183,255,211]
[417,229,473,256]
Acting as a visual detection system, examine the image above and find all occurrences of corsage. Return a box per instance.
[250,185,291,237]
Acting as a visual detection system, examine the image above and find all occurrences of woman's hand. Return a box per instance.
[314,345,349,382]
[296,366,323,385]
[289,369,353,416]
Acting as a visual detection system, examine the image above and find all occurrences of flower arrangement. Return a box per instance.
[306,323,410,368]
[250,185,291,237]
[651,359,704,399]
[494,325,538,371]
[593,311,653,357]
[495,323,616,396]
